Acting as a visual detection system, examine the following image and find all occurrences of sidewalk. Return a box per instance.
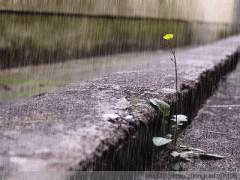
[178,61,240,171]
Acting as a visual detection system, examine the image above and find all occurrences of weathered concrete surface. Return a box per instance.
[178,61,240,171]
[0,35,239,174]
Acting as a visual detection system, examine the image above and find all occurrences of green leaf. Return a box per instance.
[177,150,224,160]
[171,124,181,130]
[178,115,188,121]
[179,151,194,159]
[171,161,181,171]
[171,121,183,127]
[171,114,188,122]
[180,145,206,152]
[171,151,193,162]
[166,134,173,139]
[171,151,179,157]
[182,157,192,162]
[150,99,170,116]
[199,153,225,160]
[152,137,172,146]
[178,122,183,126]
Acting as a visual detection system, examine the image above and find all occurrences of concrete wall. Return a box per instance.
[0,14,192,69]
[233,0,240,24]
[201,0,235,23]
[0,0,236,23]
[0,0,239,69]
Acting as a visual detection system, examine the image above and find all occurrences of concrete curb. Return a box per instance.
[0,35,239,174]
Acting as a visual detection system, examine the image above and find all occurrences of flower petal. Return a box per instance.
[163,34,174,40]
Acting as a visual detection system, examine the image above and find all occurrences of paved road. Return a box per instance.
[179,61,240,171]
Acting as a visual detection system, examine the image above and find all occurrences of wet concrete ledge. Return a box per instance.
[0,36,239,173]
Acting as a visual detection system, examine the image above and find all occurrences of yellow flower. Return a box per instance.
[163,34,174,40]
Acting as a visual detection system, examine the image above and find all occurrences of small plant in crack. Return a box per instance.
[149,34,224,171]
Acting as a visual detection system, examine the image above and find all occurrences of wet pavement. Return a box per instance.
[179,61,240,171]
[0,35,239,176]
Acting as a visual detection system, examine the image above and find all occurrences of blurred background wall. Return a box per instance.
[0,0,239,69]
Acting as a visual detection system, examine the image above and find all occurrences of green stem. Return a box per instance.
[172,51,178,146]
[167,41,178,146]
[161,116,165,137]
